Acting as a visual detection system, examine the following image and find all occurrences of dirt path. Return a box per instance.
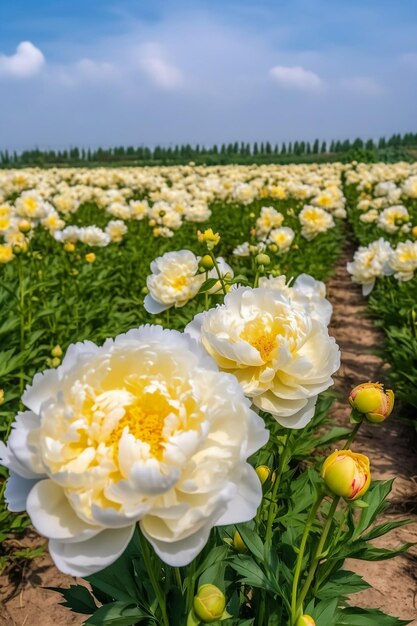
[1,243,417,625]
[327,241,417,624]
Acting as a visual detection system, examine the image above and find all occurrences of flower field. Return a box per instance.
[0,162,416,626]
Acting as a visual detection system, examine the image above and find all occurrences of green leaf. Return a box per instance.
[228,555,275,593]
[316,570,370,600]
[352,480,394,540]
[48,585,98,615]
[84,601,150,625]
[234,524,264,560]
[198,278,220,293]
[335,607,412,625]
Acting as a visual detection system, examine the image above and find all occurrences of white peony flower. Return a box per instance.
[186,287,340,428]
[384,241,417,282]
[0,326,268,576]
[347,238,392,295]
[299,205,335,240]
[267,227,295,253]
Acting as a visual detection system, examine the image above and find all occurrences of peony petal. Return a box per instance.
[141,520,213,567]
[274,396,318,429]
[27,479,102,542]
[144,294,170,314]
[5,472,39,512]
[215,465,262,525]
[22,369,59,414]
[49,526,135,576]
[7,411,44,476]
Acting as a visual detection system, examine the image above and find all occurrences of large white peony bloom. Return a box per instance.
[0,326,268,576]
[186,287,340,428]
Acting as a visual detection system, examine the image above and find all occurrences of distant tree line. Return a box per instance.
[1,132,417,167]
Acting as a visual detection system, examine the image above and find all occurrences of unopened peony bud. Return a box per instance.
[64,242,75,252]
[85,253,96,263]
[193,584,226,623]
[322,450,371,501]
[255,253,271,266]
[256,465,272,485]
[18,220,32,234]
[199,254,215,270]
[296,615,316,626]
[412,225,417,239]
[349,382,394,423]
[51,345,63,358]
[0,389,4,405]
[233,530,248,553]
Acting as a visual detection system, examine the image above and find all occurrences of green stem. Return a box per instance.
[265,431,291,543]
[296,496,340,613]
[174,567,183,593]
[138,531,170,626]
[343,420,362,449]
[204,271,209,310]
[290,492,325,624]
[186,558,197,616]
[209,252,227,295]
[313,505,348,593]
[257,590,266,626]
[253,270,260,288]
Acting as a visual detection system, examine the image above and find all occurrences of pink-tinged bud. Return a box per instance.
[322,450,371,501]
[349,382,394,423]
[296,615,316,626]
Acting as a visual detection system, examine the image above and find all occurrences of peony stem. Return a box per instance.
[296,496,340,614]
[342,420,362,450]
[290,491,325,624]
[265,430,291,542]
[138,530,170,626]
[209,252,227,295]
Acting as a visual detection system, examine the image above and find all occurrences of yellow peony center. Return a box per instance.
[241,319,278,361]
[170,275,188,291]
[107,395,170,458]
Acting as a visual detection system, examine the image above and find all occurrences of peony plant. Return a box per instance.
[0,227,412,626]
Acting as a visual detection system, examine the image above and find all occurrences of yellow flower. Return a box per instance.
[255,465,272,485]
[85,252,96,263]
[322,450,371,500]
[412,225,417,239]
[197,228,221,249]
[64,242,75,252]
[193,585,226,623]
[349,382,394,423]
[0,389,4,405]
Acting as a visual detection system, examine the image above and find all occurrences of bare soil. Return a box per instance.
[1,243,416,625]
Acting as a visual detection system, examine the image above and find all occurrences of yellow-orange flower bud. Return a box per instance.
[193,584,226,623]
[64,242,75,252]
[255,465,271,484]
[296,615,316,626]
[322,450,371,500]
[85,252,96,263]
[412,225,417,239]
[349,382,394,423]
[0,389,4,405]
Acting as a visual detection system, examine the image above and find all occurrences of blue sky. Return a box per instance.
[0,0,416,150]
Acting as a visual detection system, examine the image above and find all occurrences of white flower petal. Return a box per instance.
[27,479,102,542]
[5,472,39,512]
[49,526,135,577]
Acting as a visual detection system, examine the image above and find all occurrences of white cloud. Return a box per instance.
[138,45,183,90]
[340,76,382,96]
[0,41,45,78]
[269,65,322,90]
